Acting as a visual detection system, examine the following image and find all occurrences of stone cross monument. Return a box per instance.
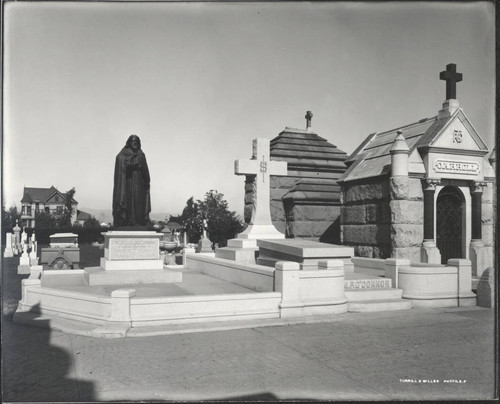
[440,63,462,100]
[234,138,287,240]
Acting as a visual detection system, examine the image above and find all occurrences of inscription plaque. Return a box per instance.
[433,159,480,175]
[109,238,159,260]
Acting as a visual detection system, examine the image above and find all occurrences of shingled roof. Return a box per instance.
[21,186,78,204]
[340,117,437,182]
[271,127,348,173]
[340,105,491,183]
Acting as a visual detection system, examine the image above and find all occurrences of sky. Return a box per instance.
[3,1,495,218]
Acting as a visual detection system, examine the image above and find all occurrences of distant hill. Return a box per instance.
[78,207,174,224]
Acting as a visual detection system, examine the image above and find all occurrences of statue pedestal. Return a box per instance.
[85,231,182,285]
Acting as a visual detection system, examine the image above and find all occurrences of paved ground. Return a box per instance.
[1,256,498,402]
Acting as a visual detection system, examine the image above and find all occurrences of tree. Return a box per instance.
[83,216,101,228]
[2,205,21,230]
[61,187,76,227]
[34,210,58,229]
[180,197,202,243]
[179,191,243,246]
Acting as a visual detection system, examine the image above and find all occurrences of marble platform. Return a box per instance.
[256,239,354,270]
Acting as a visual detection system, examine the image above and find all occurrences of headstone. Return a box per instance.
[29,239,38,265]
[18,235,31,274]
[216,138,287,263]
[477,267,494,308]
[13,220,21,253]
[4,233,14,257]
[197,219,213,253]
[233,138,287,242]
[41,233,80,269]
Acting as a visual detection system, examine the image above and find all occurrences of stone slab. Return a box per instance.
[85,267,182,286]
[227,238,257,248]
[100,257,164,270]
[214,247,257,263]
[257,239,354,258]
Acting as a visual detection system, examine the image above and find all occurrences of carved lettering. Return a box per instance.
[109,238,159,260]
[433,159,480,175]
[344,278,392,290]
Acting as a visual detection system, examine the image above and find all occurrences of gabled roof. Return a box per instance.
[340,107,491,183]
[340,117,437,182]
[21,186,78,204]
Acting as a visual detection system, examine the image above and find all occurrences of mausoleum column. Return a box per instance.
[469,181,488,277]
[421,178,441,264]
[422,179,440,241]
[470,181,486,241]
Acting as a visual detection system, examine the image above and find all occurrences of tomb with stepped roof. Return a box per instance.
[242,111,349,244]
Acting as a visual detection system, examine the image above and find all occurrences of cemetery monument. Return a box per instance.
[112,134,151,228]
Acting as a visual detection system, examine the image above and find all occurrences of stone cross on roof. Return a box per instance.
[234,138,287,239]
[440,63,463,100]
[305,110,313,128]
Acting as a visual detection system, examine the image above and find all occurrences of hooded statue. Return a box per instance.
[112,134,151,227]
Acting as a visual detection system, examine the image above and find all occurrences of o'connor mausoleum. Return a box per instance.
[264,64,495,278]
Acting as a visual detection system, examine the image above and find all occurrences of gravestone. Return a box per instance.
[29,235,38,265]
[196,219,213,253]
[215,138,287,262]
[17,233,31,274]
[4,233,14,258]
[41,233,80,269]
[12,220,21,255]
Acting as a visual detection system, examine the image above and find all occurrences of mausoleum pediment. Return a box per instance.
[419,110,488,155]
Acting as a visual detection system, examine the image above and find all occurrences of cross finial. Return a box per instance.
[440,63,462,100]
[305,110,313,128]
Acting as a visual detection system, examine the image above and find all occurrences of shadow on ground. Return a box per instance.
[2,256,96,402]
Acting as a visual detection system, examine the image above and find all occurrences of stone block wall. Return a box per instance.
[389,177,424,262]
[340,178,391,258]
[341,176,424,261]
[243,175,343,241]
[270,176,297,234]
[284,205,341,243]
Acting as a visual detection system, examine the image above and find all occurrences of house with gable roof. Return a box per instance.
[20,186,78,228]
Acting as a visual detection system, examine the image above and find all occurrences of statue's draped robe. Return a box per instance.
[112,146,151,226]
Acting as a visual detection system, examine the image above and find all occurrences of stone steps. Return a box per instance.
[347,299,412,313]
[345,288,403,301]
[345,287,412,312]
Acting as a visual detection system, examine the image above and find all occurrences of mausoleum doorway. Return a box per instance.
[436,186,465,263]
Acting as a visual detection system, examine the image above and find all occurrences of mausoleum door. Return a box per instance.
[436,186,464,264]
